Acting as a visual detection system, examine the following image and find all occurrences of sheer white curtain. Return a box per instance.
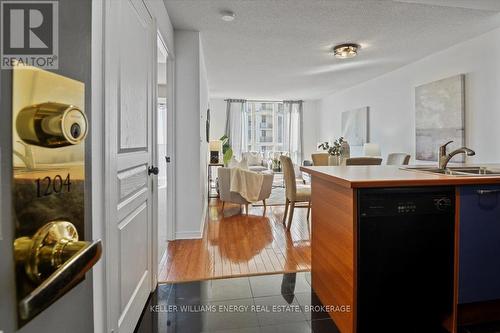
[283,100,303,164]
[224,99,247,159]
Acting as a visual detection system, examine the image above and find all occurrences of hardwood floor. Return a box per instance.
[158,199,311,283]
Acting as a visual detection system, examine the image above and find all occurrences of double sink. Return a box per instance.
[403,166,500,177]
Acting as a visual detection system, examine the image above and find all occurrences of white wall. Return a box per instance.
[199,37,209,231]
[209,97,227,140]
[317,26,500,164]
[174,30,209,239]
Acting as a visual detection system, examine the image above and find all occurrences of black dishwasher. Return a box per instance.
[357,187,455,333]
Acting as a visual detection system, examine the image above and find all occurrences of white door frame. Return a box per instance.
[165,45,176,242]
[140,0,176,246]
[155,25,176,243]
[150,15,160,292]
[91,0,107,331]
[143,0,176,247]
[147,5,176,290]
[151,30,173,287]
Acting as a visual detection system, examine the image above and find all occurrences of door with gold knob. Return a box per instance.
[0,1,98,332]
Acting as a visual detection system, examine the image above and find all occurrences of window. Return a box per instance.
[245,102,284,156]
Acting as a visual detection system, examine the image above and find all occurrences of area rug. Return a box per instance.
[252,184,310,207]
[253,187,286,206]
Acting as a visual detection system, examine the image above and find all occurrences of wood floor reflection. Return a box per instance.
[158,199,311,283]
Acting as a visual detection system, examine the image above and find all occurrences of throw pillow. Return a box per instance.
[246,152,262,166]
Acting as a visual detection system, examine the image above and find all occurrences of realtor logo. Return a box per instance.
[1,0,58,69]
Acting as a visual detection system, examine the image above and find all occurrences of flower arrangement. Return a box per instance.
[318,137,345,156]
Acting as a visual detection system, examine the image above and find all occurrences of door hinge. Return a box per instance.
[165,156,171,163]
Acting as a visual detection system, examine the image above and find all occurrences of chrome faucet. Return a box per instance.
[438,141,475,169]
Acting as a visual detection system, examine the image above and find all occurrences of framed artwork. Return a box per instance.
[415,74,465,161]
[206,108,210,142]
[341,106,369,146]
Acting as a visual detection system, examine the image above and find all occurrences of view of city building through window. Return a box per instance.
[245,102,284,156]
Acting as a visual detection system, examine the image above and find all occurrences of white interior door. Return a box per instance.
[156,35,169,267]
[105,0,155,332]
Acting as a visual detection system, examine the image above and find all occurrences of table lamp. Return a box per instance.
[209,140,222,164]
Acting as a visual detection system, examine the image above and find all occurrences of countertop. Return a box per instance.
[300,165,500,188]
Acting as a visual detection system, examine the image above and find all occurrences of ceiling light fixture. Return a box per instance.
[333,43,360,59]
[220,10,235,22]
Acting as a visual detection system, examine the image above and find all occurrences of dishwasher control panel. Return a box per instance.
[359,187,455,217]
[396,202,417,214]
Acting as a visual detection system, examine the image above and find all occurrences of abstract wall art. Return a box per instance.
[341,106,369,147]
[415,74,465,161]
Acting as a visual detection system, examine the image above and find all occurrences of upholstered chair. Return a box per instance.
[311,153,329,166]
[386,153,411,165]
[218,167,274,214]
[344,157,383,165]
[280,155,311,230]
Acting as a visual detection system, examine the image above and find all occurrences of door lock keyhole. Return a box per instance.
[70,123,81,139]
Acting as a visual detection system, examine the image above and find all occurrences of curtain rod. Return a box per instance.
[249,99,281,103]
[224,99,304,103]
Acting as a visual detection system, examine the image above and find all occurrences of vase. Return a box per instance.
[340,141,351,166]
[328,155,340,166]
[341,141,350,159]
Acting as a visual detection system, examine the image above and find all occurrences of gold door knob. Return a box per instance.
[14,221,101,320]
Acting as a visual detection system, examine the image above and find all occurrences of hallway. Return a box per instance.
[159,200,311,282]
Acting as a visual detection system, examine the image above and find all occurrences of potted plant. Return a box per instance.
[318,141,330,151]
[271,156,281,172]
[220,135,233,166]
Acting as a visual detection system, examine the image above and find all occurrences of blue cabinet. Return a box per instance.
[459,185,500,304]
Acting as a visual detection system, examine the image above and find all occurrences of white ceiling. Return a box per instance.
[164,0,500,100]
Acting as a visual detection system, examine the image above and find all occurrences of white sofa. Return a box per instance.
[241,152,268,172]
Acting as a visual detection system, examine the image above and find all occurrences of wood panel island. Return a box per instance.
[300,165,500,333]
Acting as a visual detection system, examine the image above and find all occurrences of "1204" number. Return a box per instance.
[35,174,72,197]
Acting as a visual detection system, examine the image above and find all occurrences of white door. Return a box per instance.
[104,0,155,332]
[156,35,169,268]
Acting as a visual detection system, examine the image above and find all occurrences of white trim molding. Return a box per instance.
[91,0,107,332]
[175,230,203,240]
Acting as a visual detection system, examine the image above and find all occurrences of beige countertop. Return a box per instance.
[300,165,500,188]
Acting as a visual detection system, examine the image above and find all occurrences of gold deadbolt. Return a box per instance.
[16,102,88,148]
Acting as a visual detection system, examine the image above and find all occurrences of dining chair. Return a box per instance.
[386,153,411,165]
[345,157,383,165]
[311,153,329,166]
[280,155,311,230]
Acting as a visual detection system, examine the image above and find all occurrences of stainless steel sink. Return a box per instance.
[402,166,500,177]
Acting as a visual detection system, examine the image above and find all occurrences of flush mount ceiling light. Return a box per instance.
[333,43,360,59]
[220,10,235,22]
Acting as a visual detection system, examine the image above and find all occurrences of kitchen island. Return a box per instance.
[300,165,500,333]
